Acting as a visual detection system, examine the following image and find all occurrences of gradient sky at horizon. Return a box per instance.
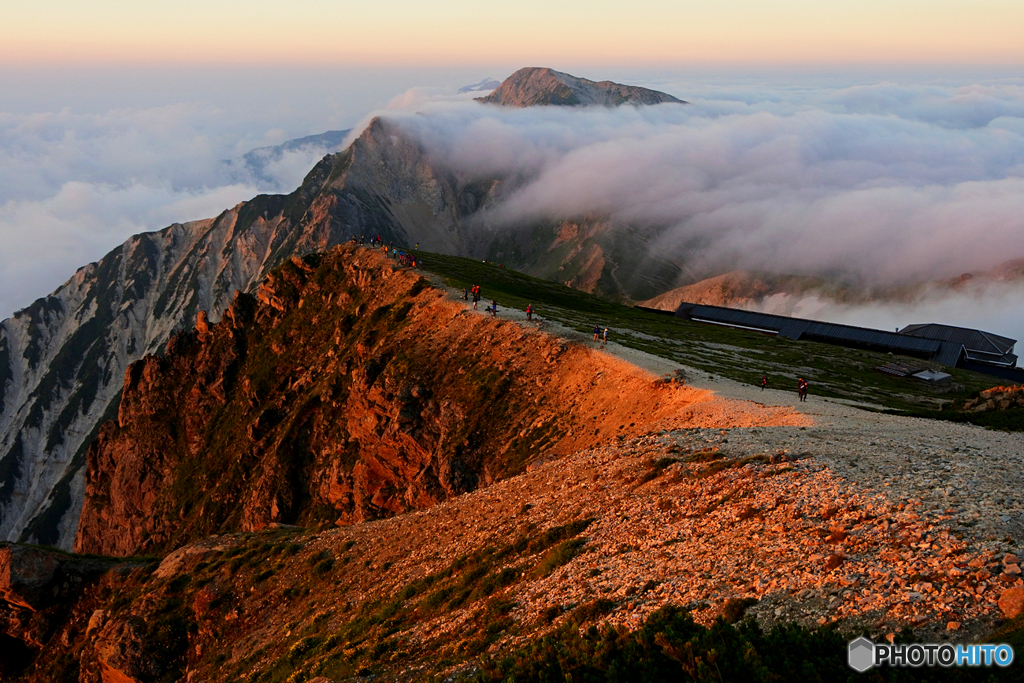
[4,0,1024,67]
[2,0,1023,340]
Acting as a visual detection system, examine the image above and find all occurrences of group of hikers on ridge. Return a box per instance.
[354,234,423,268]
[462,284,503,317]
[460,283,543,323]
[759,373,810,401]
[375,241,620,347]
[464,284,486,310]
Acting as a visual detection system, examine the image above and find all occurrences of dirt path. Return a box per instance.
[433,278,1023,547]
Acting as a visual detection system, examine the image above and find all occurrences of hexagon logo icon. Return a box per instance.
[848,637,875,672]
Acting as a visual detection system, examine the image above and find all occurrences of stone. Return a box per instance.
[195,310,210,336]
[828,528,849,543]
[93,616,152,683]
[86,610,107,637]
[998,587,1024,619]
[1004,553,1019,566]
[0,544,116,611]
[825,554,845,570]
[946,621,960,631]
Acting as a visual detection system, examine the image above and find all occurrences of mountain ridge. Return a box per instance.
[73,245,752,557]
[0,113,685,549]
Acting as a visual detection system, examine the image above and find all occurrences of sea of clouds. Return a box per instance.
[0,103,348,318]
[384,77,1024,286]
[0,65,456,318]
[377,73,1024,343]
[2,66,1023,346]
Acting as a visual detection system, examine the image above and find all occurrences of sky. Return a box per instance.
[1,1,1023,344]
[3,0,1024,66]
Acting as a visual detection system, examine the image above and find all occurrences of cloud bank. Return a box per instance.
[0,64,499,318]
[0,103,348,318]
[373,76,1024,342]
[387,80,1024,290]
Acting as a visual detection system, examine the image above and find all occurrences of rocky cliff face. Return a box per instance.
[476,67,686,107]
[73,245,707,557]
[0,213,275,551]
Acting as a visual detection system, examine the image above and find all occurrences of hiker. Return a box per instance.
[526,304,533,321]
[603,328,609,345]
[463,288,469,301]
[760,374,768,391]
[488,300,498,317]
[472,286,480,309]
[797,378,809,402]
[593,326,601,342]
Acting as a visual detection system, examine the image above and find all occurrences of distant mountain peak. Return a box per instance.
[458,77,501,93]
[475,67,686,108]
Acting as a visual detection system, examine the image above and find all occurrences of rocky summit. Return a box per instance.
[475,67,686,107]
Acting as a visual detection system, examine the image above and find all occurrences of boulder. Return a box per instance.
[0,544,116,611]
[825,554,845,570]
[998,586,1024,619]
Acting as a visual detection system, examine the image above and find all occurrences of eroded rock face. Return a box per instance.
[92,616,154,683]
[0,542,126,679]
